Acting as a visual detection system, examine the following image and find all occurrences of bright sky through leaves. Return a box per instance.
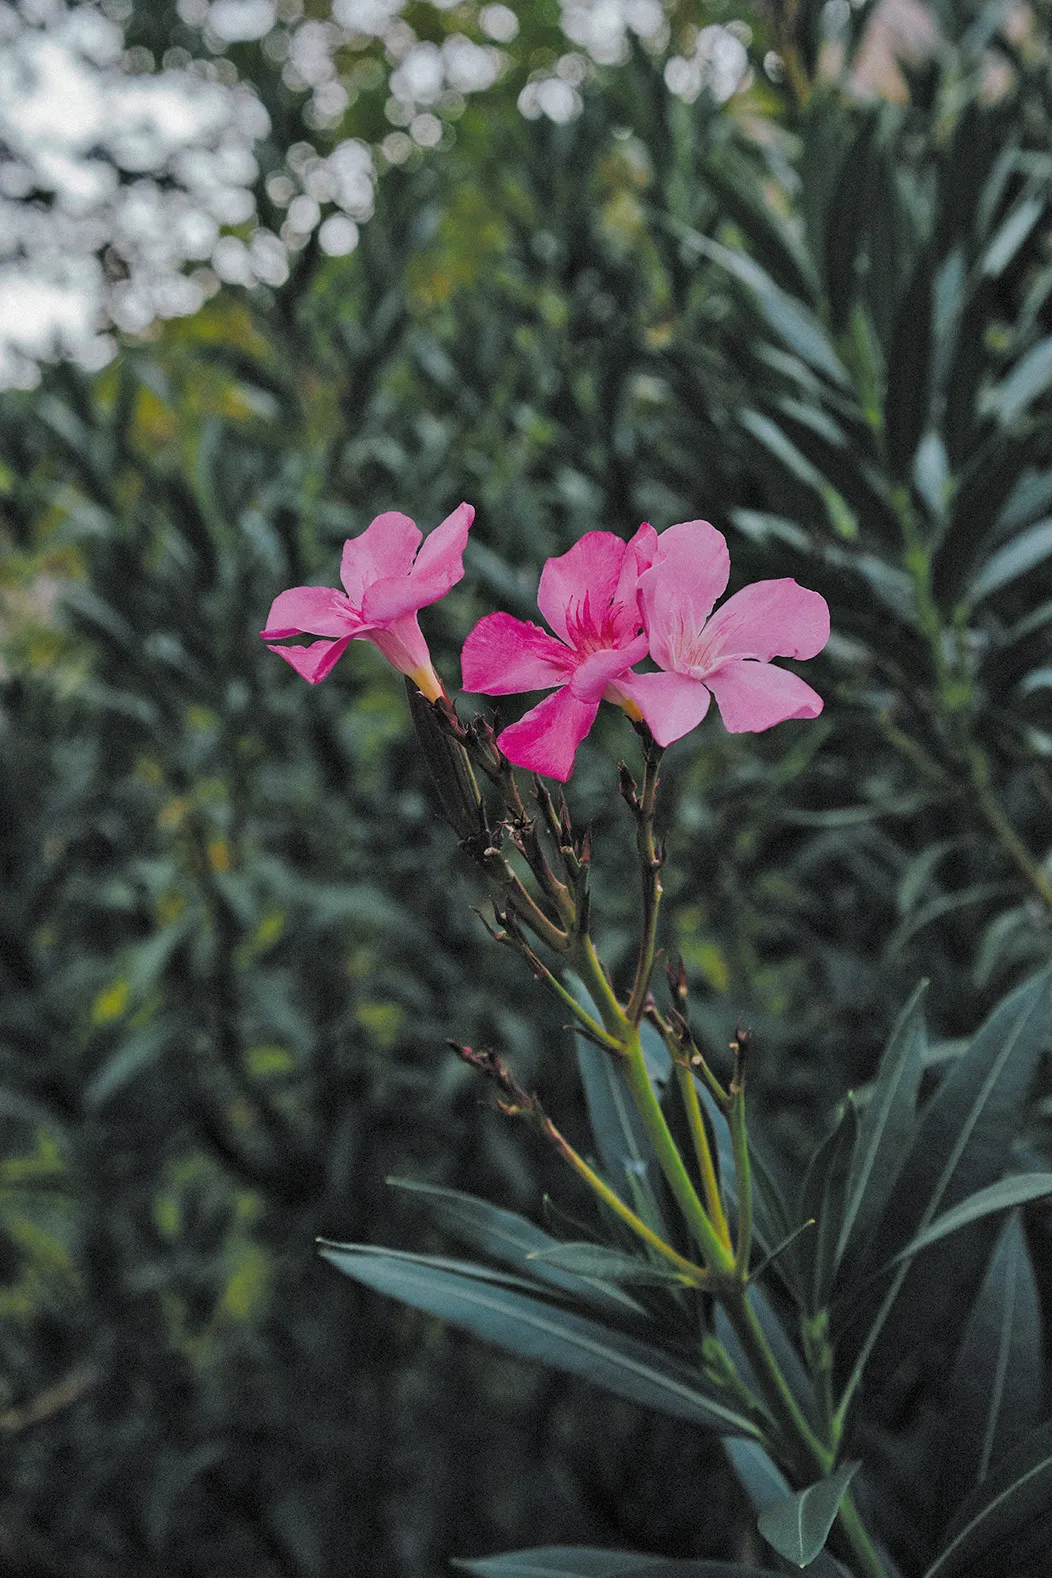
[0,0,752,389]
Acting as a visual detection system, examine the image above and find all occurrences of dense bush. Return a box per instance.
[1,3,1050,1574]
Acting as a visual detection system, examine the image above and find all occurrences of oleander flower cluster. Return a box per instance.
[261,506,830,782]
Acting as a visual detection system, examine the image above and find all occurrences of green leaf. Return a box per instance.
[995,467,1052,535]
[386,1180,644,1313]
[880,968,1050,1237]
[884,1173,1052,1267]
[84,1020,175,1112]
[319,1243,759,1438]
[690,234,850,386]
[723,1437,791,1512]
[567,980,669,1236]
[840,970,1050,1383]
[757,1462,860,1568]
[525,1243,691,1286]
[453,1549,778,1577]
[923,1420,1052,1578]
[989,337,1052,427]
[968,516,1052,603]
[837,982,927,1262]
[716,1289,818,1430]
[944,1212,1043,1493]
[885,251,933,482]
[981,196,1046,279]
[934,433,1035,607]
[796,1101,857,1311]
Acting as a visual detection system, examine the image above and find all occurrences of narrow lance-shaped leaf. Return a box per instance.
[839,969,1050,1391]
[923,1420,1052,1578]
[883,1173,1052,1267]
[319,1242,760,1438]
[454,1548,787,1577]
[837,981,927,1263]
[757,1461,860,1569]
[386,1179,644,1314]
[568,979,669,1238]
[526,1243,691,1286]
[799,1099,857,1312]
[942,1211,1043,1496]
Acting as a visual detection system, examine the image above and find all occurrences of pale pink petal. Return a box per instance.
[606,522,659,644]
[611,670,711,746]
[496,687,602,782]
[362,502,475,623]
[261,585,358,640]
[408,501,474,594]
[537,532,630,647]
[696,579,830,668]
[638,521,730,671]
[568,637,649,701]
[267,636,352,684]
[340,512,420,605]
[364,612,433,681]
[706,659,824,733]
[460,612,574,695]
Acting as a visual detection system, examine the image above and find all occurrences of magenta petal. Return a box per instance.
[267,636,352,684]
[612,670,711,746]
[340,512,421,605]
[537,532,630,647]
[638,521,730,671]
[496,687,601,783]
[261,585,358,640]
[460,612,574,695]
[568,637,649,702]
[698,579,830,666]
[706,659,824,733]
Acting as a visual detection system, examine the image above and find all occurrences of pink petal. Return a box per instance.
[706,659,824,733]
[638,521,730,672]
[496,686,601,783]
[697,579,830,667]
[408,501,474,595]
[362,502,475,623]
[460,612,574,695]
[340,512,421,606]
[568,637,649,702]
[363,612,433,682]
[537,532,631,648]
[267,636,352,684]
[260,585,358,640]
[611,669,711,746]
[606,522,659,645]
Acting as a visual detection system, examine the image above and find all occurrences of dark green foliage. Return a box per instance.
[2,5,1052,1576]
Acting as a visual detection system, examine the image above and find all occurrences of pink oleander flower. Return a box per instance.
[460,525,658,782]
[611,519,829,745]
[261,503,474,700]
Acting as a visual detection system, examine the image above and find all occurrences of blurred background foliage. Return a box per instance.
[1,1,1052,1573]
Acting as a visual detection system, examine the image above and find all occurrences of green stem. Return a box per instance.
[544,1121,712,1287]
[834,1488,889,1578]
[571,933,631,1041]
[626,740,664,1025]
[621,1039,736,1275]
[729,1081,753,1275]
[674,1062,733,1253]
[721,1289,831,1483]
